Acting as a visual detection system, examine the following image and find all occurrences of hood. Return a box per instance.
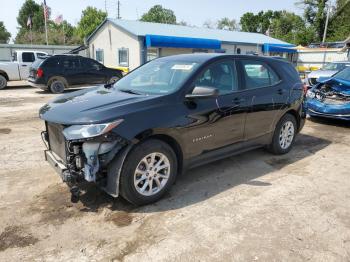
[318,78,350,96]
[39,85,162,125]
[308,70,337,79]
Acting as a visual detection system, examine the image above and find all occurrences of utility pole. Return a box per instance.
[117,0,121,19]
[322,4,331,44]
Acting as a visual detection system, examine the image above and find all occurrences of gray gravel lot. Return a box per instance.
[0,83,350,261]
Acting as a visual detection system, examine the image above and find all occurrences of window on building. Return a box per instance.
[22,52,35,63]
[241,60,281,89]
[118,48,129,67]
[95,49,104,63]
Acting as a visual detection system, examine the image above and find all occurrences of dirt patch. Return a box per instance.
[0,226,38,251]
[30,184,86,225]
[105,211,133,227]
[0,128,11,134]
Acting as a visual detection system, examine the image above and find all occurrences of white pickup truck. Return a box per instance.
[0,50,48,89]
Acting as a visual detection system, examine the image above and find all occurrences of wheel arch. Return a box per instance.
[0,71,9,81]
[284,109,300,130]
[134,130,184,175]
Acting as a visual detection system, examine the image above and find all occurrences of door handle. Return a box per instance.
[21,64,27,67]
[277,88,284,95]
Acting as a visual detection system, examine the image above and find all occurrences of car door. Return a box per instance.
[238,59,287,140]
[62,57,85,86]
[81,58,107,84]
[19,52,35,79]
[182,59,247,158]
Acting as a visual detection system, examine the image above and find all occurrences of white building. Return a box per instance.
[87,19,296,71]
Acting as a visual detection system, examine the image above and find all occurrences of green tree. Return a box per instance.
[327,0,350,41]
[298,0,329,41]
[0,22,11,43]
[17,0,46,32]
[76,7,107,41]
[140,5,176,24]
[240,10,280,34]
[270,11,314,45]
[217,18,238,31]
[240,12,259,32]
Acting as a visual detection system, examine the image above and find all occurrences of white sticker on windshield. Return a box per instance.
[171,64,194,70]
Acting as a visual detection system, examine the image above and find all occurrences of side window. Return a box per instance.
[195,60,238,94]
[43,57,59,68]
[63,57,81,70]
[84,58,102,70]
[22,52,35,63]
[95,49,104,63]
[118,48,129,67]
[37,53,47,59]
[241,60,280,89]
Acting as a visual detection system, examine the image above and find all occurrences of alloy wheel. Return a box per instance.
[279,120,295,149]
[133,152,170,196]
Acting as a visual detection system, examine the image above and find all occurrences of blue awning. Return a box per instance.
[145,34,221,49]
[262,43,296,53]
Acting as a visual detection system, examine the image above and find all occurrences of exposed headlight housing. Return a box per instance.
[306,90,315,99]
[62,119,123,140]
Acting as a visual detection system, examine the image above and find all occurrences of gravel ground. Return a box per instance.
[0,83,350,262]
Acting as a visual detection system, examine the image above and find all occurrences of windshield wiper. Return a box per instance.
[118,88,142,95]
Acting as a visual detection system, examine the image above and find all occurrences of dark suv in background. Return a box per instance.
[28,55,123,93]
[39,54,305,205]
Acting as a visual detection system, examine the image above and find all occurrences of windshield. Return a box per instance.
[322,63,345,71]
[113,59,200,95]
[333,67,350,81]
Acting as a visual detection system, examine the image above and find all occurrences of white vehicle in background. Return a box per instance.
[0,50,48,89]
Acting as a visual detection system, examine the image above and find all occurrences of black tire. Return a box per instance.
[0,75,7,90]
[268,113,297,155]
[119,139,178,206]
[49,78,66,94]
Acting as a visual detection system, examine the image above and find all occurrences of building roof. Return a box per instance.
[88,18,291,46]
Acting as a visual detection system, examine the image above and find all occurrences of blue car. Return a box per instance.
[305,67,350,121]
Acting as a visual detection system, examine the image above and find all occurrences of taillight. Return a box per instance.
[37,68,44,78]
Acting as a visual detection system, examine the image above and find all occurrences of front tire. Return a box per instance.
[0,75,7,90]
[268,114,297,155]
[119,139,178,206]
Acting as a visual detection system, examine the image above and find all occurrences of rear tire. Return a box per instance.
[268,114,297,155]
[49,79,66,94]
[0,75,7,90]
[119,139,177,206]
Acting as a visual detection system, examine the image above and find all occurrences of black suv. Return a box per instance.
[28,55,123,93]
[39,54,305,205]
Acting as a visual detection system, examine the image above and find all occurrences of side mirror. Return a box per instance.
[185,86,219,99]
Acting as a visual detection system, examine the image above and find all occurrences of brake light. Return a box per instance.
[37,68,44,78]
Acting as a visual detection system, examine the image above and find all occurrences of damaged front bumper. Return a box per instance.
[42,122,132,198]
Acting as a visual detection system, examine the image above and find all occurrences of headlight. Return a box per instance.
[62,119,123,140]
[306,90,315,99]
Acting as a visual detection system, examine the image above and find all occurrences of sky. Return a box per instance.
[1,0,302,43]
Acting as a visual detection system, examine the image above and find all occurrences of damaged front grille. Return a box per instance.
[47,122,67,163]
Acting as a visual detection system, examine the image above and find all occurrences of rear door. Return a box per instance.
[238,59,287,140]
[62,57,85,85]
[19,52,35,79]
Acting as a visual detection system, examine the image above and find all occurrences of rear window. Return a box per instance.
[31,58,44,69]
